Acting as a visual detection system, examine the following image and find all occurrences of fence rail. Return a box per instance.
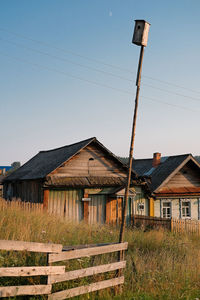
[0,198,43,212]
[0,239,127,299]
[171,218,200,234]
[134,214,171,230]
[133,215,200,235]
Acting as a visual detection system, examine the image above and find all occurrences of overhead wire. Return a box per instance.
[0,27,134,74]
[0,50,133,95]
[143,75,200,95]
[1,36,200,104]
[141,95,198,113]
[0,26,200,95]
[0,37,133,82]
[0,50,198,114]
[143,83,200,103]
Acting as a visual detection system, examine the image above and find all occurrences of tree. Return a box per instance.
[11,162,21,170]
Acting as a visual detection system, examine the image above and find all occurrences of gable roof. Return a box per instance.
[4,137,136,182]
[133,154,200,193]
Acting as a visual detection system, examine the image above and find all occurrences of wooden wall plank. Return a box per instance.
[48,276,124,300]
[0,285,52,297]
[49,242,128,263]
[83,193,89,223]
[0,266,65,277]
[0,240,63,253]
[106,199,111,224]
[48,261,126,284]
[51,144,126,178]
[43,189,49,210]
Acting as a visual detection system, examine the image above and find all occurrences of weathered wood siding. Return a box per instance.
[162,163,200,189]
[154,162,200,220]
[48,189,83,222]
[88,195,106,224]
[106,186,149,224]
[50,144,126,178]
[106,197,124,225]
[3,181,42,203]
[47,190,107,224]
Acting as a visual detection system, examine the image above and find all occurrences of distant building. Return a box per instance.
[0,166,12,175]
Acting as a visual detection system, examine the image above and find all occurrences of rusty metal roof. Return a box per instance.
[155,186,200,197]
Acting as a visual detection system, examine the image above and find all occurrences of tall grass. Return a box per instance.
[0,204,200,299]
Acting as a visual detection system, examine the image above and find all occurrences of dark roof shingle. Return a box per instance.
[133,154,191,192]
[4,137,133,182]
[4,137,96,181]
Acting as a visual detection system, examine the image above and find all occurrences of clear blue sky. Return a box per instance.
[1,0,200,164]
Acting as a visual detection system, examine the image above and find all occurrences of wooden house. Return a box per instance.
[133,153,200,220]
[3,137,148,224]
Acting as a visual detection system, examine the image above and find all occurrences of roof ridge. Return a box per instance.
[39,137,96,153]
[135,153,192,161]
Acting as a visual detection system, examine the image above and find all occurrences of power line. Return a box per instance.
[1,26,200,95]
[1,37,200,104]
[143,83,200,103]
[144,75,200,95]
[0,51,198,114]
[0,27,133,74]
[0,50,133,95]
[141,95,198,113]
[0,37,133,83]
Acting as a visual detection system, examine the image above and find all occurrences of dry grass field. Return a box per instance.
[0,202,200,299]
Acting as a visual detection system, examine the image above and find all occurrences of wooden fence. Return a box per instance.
[171,218,200,235]
[0,198,43,212]
[133,215,200,235]
[134,214,171,230]
[0,240,127,299]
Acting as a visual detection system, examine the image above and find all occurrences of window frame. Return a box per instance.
[161,200,171,219]
[181,199,191,219]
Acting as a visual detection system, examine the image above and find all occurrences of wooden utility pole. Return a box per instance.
[119,20,151,256]
[119,45,144,246]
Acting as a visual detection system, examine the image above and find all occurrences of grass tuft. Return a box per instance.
[0,204,200,299]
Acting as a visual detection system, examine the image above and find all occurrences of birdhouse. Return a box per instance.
[132,20,150,47]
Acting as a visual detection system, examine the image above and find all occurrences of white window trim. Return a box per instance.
[161,199,172,219]
[180,199,191,219]
[137,203,144,211]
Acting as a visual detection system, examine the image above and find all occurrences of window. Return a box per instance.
[162,202,171,218]
[181,201,191,218]
[138,203,144,211]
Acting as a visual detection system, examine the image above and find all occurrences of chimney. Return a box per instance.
[153,152,161,167]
